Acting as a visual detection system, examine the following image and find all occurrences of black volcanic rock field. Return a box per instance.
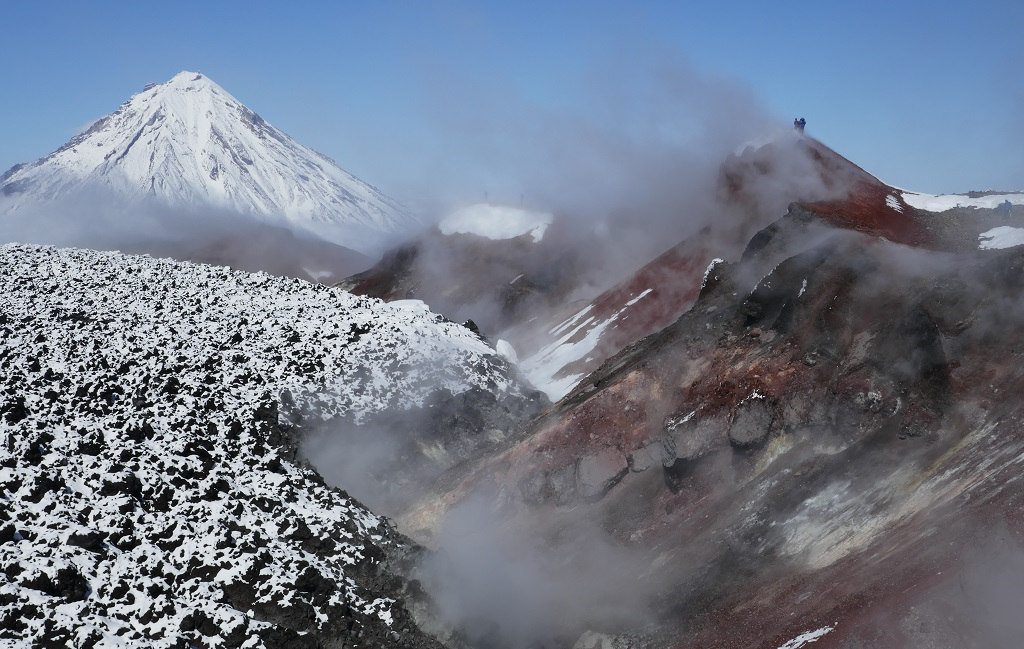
[0,244,536,648]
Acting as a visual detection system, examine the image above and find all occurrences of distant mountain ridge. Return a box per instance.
[0,71,419,255]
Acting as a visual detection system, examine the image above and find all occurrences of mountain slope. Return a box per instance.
[0,71,419,254]
[395,198,1024,648]
[499,135,907,401]
[0,243,533,648]
[510,134,1024,402]
[514,231,717,400]
[341,134,933,402]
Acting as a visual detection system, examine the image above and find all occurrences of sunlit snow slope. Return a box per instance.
[0,71,418,254]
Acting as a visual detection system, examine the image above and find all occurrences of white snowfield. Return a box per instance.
[0,243,521,647]
[900,190,1024,212]
[979,226,1024,250]
[0,71,419,254]
[439,203,552,242]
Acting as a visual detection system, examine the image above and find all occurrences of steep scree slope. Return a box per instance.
[0,243,529,648]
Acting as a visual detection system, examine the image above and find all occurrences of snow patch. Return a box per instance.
[496,339,520,365]
[625,288,653,307]
[776,625,835,649]
[702,258,725,289]
[439,203,553,242]
[388,299,431,313]
[666,409,698,431]
[550,305,594,338]
[979,226,1024,250]
[521,290,653,400]
[885,194,903,212]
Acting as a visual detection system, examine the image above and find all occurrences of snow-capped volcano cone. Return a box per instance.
[0,71,419,254]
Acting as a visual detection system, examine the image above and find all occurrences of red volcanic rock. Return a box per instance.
[724,135,935,249]
[802,179,931,248]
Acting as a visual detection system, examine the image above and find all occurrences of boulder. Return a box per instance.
[728,398,775,449]
[576,448,629,501]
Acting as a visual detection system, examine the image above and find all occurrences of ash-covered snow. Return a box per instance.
[0,71,419,255]
[0,243,526,648]
[438,203,552,242]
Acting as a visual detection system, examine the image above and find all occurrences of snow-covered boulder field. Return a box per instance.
[0,243,525,648]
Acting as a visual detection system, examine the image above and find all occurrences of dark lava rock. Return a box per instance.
[728,398,776,449]
[66,531,106,554]
[23,566,90,601]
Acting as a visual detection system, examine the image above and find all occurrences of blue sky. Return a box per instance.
[2,0,1021,198]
